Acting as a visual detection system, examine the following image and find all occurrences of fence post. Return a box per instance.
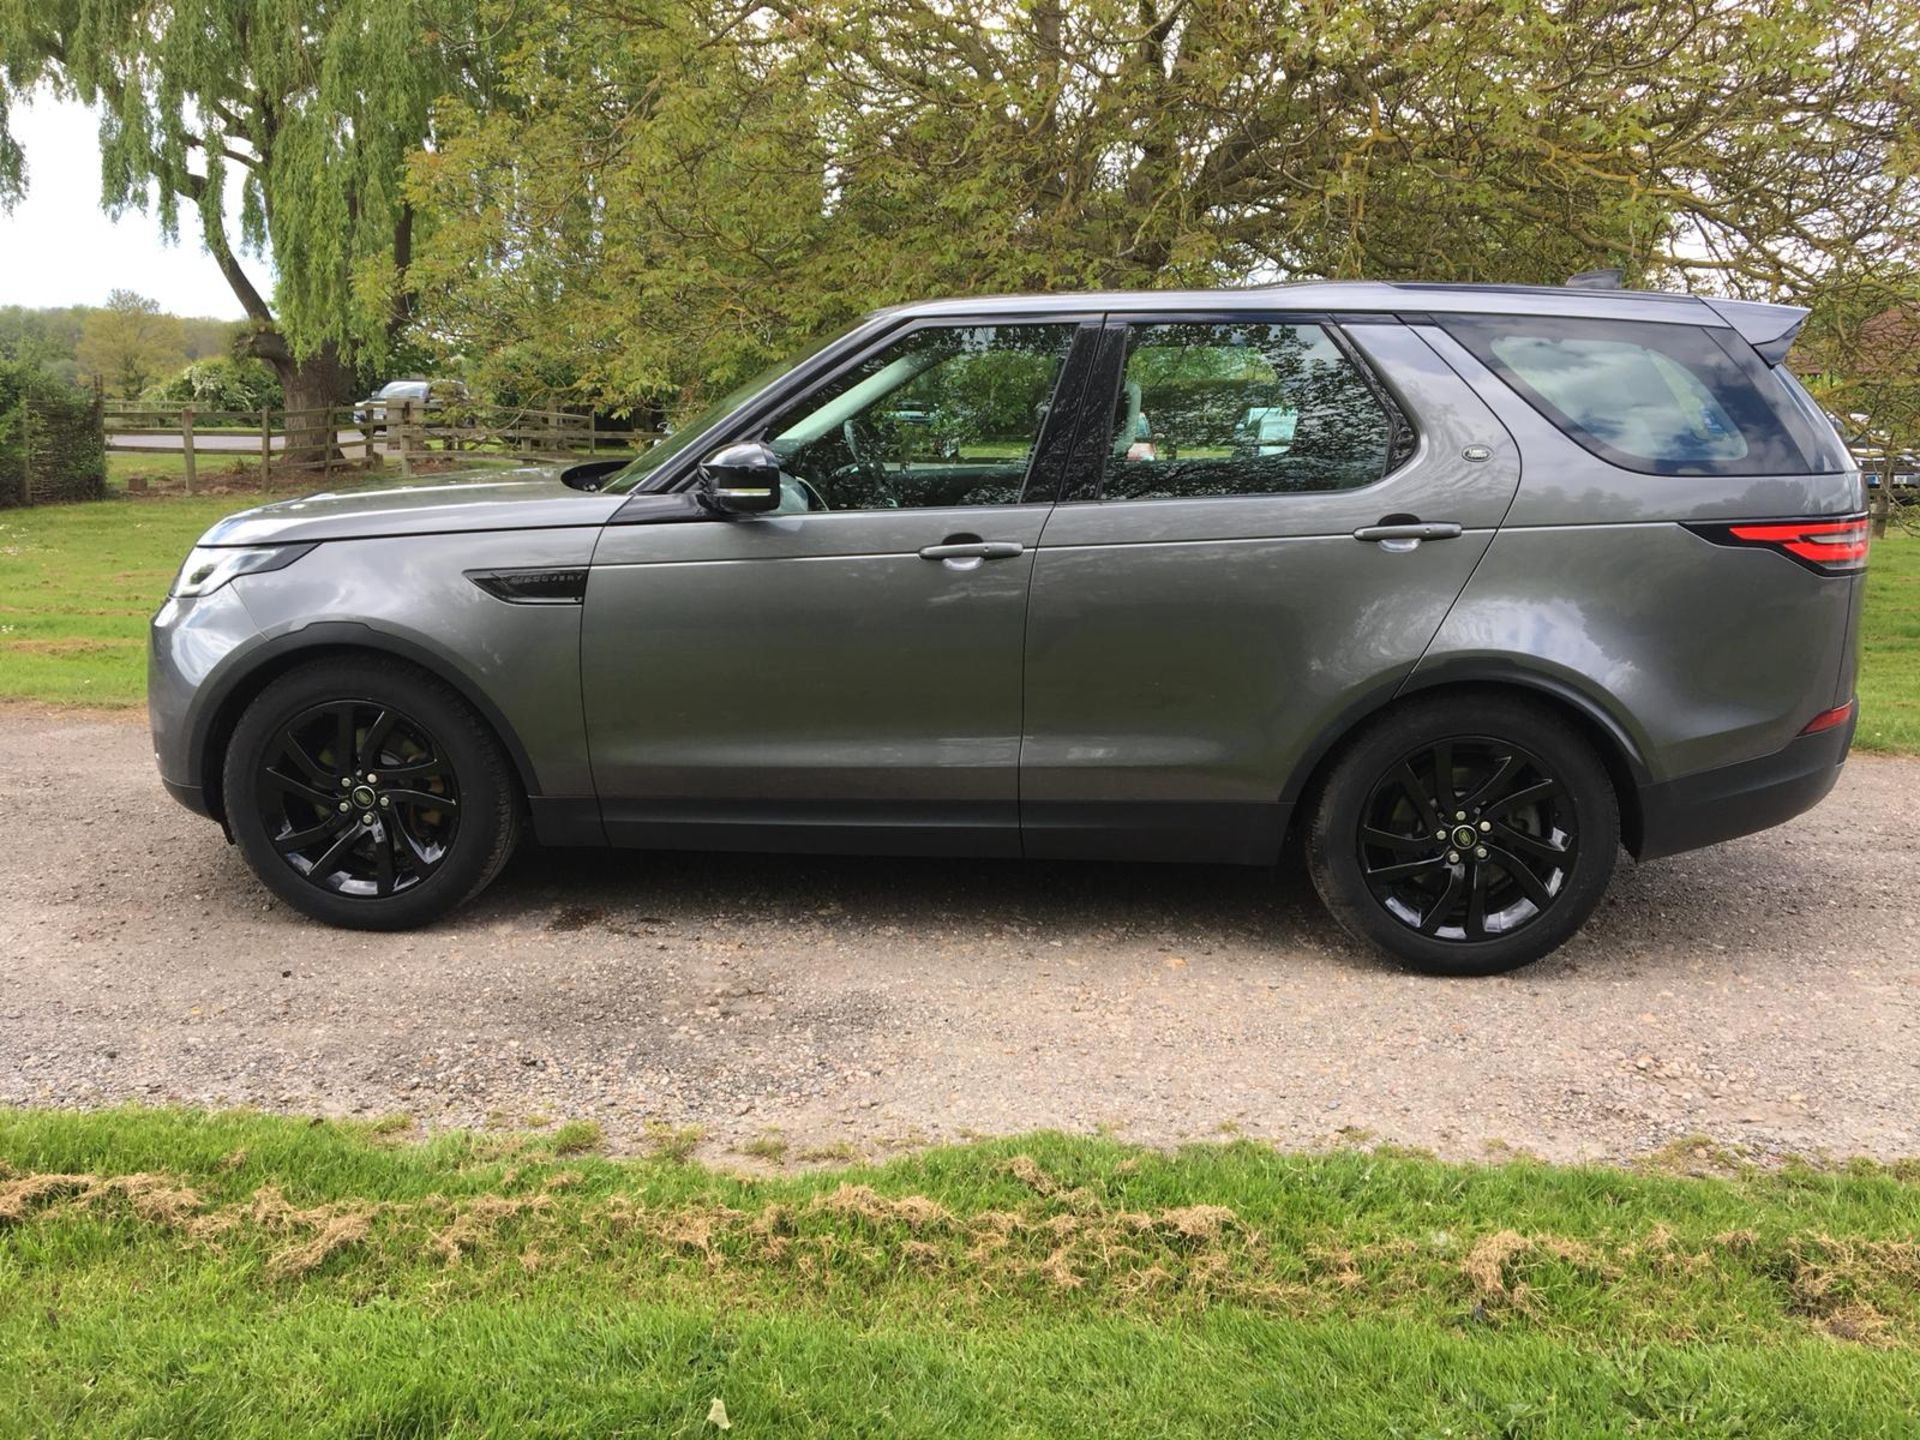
[365,405,380,469]
[398,401,415,477]
[260,408,272,491]
[321,407,335,485]
[180,406,197,496]
[19,397,34,505]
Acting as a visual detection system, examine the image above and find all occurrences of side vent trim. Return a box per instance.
[466,567,590,605]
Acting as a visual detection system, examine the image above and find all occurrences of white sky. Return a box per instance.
[0,93,257,319]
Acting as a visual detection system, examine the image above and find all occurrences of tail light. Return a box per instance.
[1686,515,1869,575]
[1800,699,1855,736]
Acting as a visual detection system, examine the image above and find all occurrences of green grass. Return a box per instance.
[3,1109,1920,1437]
[0,495,261,705]
[107,451,267,486]
[2,497,1918,753]
[1856,529,1920,752]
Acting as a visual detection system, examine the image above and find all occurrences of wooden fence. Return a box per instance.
[103,401,660,493]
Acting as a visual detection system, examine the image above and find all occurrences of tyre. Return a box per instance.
[1305,694,1618,976]
[222,657,521,930]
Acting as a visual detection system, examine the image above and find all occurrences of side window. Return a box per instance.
[763,323,1076,511]
[1441,315,1816,476]
[1101,322,1398,502]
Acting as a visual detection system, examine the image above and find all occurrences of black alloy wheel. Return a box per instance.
[223,657,520,930]
[257,699,460,899]
[1356,737,1574,942]
[1306,694,1618,976]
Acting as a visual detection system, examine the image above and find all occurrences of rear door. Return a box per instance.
[1020,313,1521,862]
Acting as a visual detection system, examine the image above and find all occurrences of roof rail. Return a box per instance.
[1565,268,1625,290]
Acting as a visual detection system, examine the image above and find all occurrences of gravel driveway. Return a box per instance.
[4,703,1917,1164]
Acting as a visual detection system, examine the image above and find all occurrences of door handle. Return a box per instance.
[1352,522,1463,543]
[918,541,1024,562]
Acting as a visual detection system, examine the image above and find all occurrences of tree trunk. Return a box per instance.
[247,332,354,470]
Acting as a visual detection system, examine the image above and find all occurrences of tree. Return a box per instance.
[75,289,183,398]
[409,0,1920,417]
[0,1,514,451]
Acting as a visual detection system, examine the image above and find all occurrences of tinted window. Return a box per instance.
[1101,322,1397,501]
[764,323,1075,510]
[1443,315,1816,476]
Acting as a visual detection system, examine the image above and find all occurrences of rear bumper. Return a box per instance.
[1634,713,1853,861]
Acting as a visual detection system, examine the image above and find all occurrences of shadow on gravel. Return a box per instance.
[484,842,1342,948]
[466,829,1851,981]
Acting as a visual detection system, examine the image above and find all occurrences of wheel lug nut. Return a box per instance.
[366,773,379,784]
[340,777,351,788]
[1475,846,1488,859]
[362,812,375,824]
[1434,829,1447,840]
[1446,850,1460,864]
[1478,820,1491,832]
[1454,811,1466,821]
[337,801,350,812]
[379,796,390,807]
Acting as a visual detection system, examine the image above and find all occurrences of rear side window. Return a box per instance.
[1442,315,1816,476]
[1099,322,1406,501]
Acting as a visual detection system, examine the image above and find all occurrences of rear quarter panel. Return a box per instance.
[1412,326,1862,781]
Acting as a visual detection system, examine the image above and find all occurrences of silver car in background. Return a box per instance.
[150,282,1865,974]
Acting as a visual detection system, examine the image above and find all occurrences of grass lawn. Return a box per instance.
[0,495,260,705]
[106,451,269,487]
[1,495,1917,749]
[2,1108,1919,1437]
[1857,528,1920,752]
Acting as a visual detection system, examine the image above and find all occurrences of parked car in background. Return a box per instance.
[1233,404,1299,457]
[353,379,470,435]
[152,280,1863,975]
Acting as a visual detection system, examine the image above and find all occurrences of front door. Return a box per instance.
[1020,315,1523,862]
[583,318,1092,855]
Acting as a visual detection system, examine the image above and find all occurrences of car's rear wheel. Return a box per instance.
[222,657,521,930]
[1306,695,1618,976]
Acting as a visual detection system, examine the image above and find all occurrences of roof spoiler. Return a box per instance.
[1701,298,1808,366]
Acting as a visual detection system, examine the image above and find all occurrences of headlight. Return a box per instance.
[170,544,315,598]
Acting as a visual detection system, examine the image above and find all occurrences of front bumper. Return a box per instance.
[1634,711,1854,861]
[161,776,216,819]
[149,584,263,815]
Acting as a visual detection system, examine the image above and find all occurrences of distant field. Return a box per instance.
[1,496,1916,752]
[2,1108,1919,1437]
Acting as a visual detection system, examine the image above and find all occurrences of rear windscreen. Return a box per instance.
[1442,315,1822,476]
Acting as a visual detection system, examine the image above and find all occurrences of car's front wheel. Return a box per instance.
[222,657,521,930]
[1306,694,1619,976]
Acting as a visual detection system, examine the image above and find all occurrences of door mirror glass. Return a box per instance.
[698,441,783,514]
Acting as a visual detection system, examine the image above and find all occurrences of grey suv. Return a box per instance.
[150,283,1866,974]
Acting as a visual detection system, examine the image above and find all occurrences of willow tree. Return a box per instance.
[411,0,1920,415]
[0,0,511,430]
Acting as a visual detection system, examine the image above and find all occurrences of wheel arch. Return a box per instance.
[1281,666,1652,857]
[192,624,542,826]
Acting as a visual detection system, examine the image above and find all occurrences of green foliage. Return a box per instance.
[0,357,104,507]
[0,0,515,389]
[142,357,283,412]
[74,289,183,398]
[406,0,1920,419]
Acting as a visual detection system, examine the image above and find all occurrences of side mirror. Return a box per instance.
[698,441,782,515]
